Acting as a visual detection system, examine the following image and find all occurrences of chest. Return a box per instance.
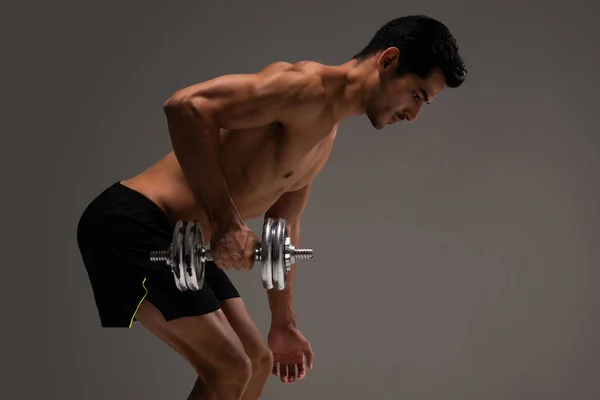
[274,121,337,187]
[222,121,336,181]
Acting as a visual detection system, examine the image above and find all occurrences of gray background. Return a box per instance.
[3,0,599,399]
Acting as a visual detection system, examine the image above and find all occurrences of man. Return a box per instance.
[77,14,467,400]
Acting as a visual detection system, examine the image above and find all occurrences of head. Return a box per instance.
[352,15,467,129]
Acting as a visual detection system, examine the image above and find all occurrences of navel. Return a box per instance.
[283,171,294,178]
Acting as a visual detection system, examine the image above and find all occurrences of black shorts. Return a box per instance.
[76,181,240,328]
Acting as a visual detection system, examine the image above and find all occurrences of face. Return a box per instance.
[365,48,448,130]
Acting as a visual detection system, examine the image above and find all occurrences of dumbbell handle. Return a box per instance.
[150,244,313,265]
[150,248,259,264]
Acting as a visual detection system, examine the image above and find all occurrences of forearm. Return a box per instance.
[268,221,299,327]
[163,97,240,229]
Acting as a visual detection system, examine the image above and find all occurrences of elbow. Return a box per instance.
[163,92,216,123]
[163,90,190,113]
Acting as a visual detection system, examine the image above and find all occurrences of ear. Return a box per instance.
[377,47,400,72]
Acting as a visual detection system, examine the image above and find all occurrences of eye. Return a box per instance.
[413,91,421,102]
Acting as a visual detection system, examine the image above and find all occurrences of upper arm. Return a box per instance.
[264,183,312,226]
[163,64,326,129]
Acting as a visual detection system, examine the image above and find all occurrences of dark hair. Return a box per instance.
[352,15,467,88]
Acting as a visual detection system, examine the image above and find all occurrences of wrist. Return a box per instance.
[209,208,242,232]
[270,305,296,326]
[270,316,297,329]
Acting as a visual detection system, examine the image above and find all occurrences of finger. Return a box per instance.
[244,235,256,270]
[214,253,227,270]
[244,257,253,271]
[287,364,296,383]
[215,257,227,270]
[297,361,307,380]
[305,347,315,370]
[280,364,288,383]
[272,362,279,377]
[232,254,242,270]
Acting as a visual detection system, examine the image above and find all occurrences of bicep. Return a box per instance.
[164,68,324,130]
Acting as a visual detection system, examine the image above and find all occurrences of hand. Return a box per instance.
[210,218,260,270]
[268,324,314,383]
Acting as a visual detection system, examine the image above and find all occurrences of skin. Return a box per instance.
[122,47,448,399]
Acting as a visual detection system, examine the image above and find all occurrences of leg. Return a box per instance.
[76,182,251,399]
[220,298,273,400]
[203,261,273,399]
[135,299,252,400]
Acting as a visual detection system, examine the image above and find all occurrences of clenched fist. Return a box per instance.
[210,219,260,270]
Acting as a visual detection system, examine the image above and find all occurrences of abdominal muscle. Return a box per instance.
[121,126,333,242]
[121,155,284,243]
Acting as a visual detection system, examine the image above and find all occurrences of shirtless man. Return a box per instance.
[76,15,466,400]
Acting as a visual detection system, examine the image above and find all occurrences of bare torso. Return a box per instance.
[122,62,338,241]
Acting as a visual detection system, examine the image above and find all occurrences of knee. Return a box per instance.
[248,343,274,377]
[212,347,253,385]
[191,343,252,392]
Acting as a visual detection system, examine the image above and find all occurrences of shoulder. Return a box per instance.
[258,60,323,81]
[257,61,328,118]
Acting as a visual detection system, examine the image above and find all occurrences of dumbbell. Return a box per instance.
[149,218,314,292]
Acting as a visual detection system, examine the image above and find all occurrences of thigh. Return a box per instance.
[204,261,241,302]
[142,269,223,323]
[219,298,269,360]
[134,299,249,376]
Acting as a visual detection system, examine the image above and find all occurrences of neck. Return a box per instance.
[326,58,375,122]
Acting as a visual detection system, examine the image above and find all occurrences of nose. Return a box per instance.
[406,105,423,122]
